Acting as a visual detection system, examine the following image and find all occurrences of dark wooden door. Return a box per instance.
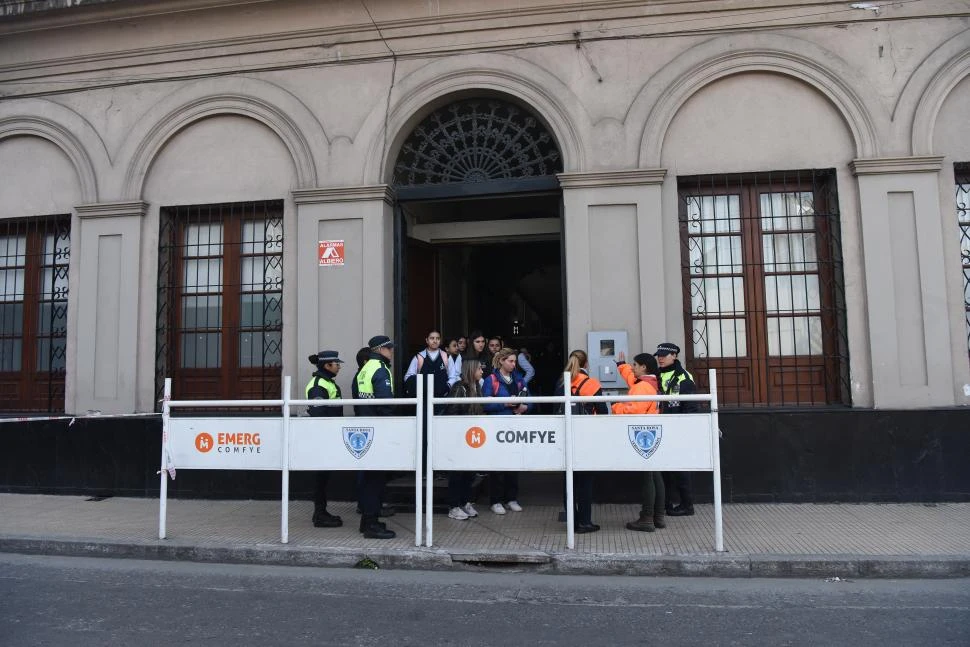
[406,238,439,356]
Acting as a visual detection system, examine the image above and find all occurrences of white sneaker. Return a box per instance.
[448,506,469,520]
[463,503,479,518]
[506,500,523,512]
[490,503,507,515]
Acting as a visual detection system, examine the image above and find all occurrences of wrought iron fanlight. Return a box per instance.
[393,98,562,186]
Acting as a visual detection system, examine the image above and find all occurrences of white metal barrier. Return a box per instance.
[426,371,722,551]
[158,377,424,545]
[159,370,721,552]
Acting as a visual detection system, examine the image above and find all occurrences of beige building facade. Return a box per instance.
[1,0,969,417]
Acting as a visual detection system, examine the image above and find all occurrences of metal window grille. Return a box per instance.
[155,201,283,407]
[957,162,970,366]
[392,97,562,186]
[0,215,69,413]
[678,169,850,408]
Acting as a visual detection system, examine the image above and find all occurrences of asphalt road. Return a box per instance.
[1,553,968,646]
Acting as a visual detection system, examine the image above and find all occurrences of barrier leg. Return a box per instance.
[564,372,575,550]
[418,376,426,547]
[709,369,724,552]
[281,376,291,544]
[158,379,172,540]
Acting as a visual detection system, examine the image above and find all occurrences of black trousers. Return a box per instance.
[358,470,385,516]
[313,471,331,509]
[572,472,594,525]
[663,471,693,508]
[640,471,665,518]
[489,472,519,505]
[448,472,473,509]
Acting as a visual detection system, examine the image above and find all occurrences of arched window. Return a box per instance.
[393,98,562,187]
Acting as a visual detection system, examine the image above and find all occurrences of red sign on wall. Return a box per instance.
[318,240,345,267]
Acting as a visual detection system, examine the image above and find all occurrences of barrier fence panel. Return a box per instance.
[159,377,424,546]
[431,417,565,471]
[287,376,424,545]
[288,418,420,471]
[160,370,720,553]
[426,371,722,551]
[166,417,285,470]
[428,413,566,546]
[570,415,714,471]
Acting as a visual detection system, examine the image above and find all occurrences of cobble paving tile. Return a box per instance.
[2,494,970,557]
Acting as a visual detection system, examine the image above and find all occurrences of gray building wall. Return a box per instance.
[0,0,968,413]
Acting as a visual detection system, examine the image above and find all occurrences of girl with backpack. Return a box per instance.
[483,348,531,514]
[444,359,485,520]
[557,350,605,533]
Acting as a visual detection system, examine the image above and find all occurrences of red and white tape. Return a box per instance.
[0,412,160,425]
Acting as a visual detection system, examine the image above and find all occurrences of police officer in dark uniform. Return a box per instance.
[353,335,397,539]
[305,350,345,528]
[655,342,699,517]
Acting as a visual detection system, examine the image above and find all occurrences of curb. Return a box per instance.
[3,535,969,578]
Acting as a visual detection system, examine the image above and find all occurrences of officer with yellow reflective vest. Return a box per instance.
[305,350,345,529]
[655,341,699,517]
[352,335,396,539]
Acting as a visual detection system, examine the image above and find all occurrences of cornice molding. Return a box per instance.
[850,156,945,176]
[75,200,148,219]
[292,185,394,205]
[0,0,902,86]
[558,168,667,189]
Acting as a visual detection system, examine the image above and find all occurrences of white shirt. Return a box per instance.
[404,349,461,387]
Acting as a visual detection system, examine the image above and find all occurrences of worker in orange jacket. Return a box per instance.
[612,351,661,416]
[613,351,666,532]
[557,350,606,533]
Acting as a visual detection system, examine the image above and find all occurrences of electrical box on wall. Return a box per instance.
[586,330,628,389]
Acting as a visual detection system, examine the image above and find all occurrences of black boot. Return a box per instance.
[312,504,342,528]
[359,515,395,539]
[625,512,656,532]
[668,504,694,517]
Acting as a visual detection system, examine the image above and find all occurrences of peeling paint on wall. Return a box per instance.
[0,0,122,18]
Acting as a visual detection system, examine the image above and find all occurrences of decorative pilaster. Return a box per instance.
[558,169,668,357]
[70,201,148,414]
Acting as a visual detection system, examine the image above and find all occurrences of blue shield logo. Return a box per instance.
[628,424,662,460]
[343,426,374,459]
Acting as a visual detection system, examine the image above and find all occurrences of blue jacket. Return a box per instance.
[483,372,532,415]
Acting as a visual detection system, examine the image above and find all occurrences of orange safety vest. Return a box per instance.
[571,371,603,415]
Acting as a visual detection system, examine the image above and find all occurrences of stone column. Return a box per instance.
[292,185,394,394]
[70,201,148,414]
[851,156,967,408]
[558,169,667,356]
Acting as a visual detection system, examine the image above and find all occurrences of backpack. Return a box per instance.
[403,350,450,398]
[487,374,524,397]
[555,375,596,415]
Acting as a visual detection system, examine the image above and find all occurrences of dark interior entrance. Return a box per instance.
[388,94,568,505]
[399,191,565,398]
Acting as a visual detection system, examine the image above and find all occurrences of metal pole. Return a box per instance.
[709,369,724,552]
[281,376,291,544]
[564,371,575,550]
[158,378,171,540]
[415,375,425,547]
[424,374,433,547]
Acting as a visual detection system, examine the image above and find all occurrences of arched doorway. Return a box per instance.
[391,96,566,398]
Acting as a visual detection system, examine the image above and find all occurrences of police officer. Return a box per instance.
[305,350,345,528]
[353,335,397,539]
[655,342,698,517]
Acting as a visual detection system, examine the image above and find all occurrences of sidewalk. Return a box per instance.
[1,494,969,578]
